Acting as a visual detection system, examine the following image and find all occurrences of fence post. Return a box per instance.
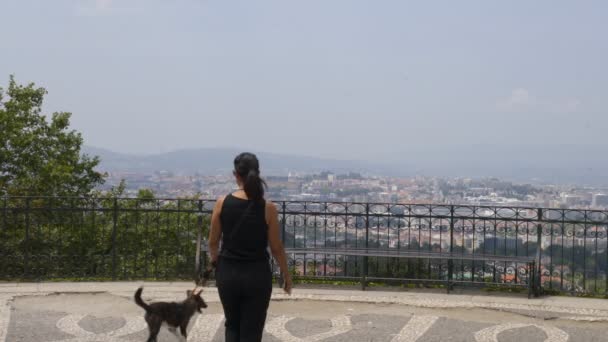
[361,203,370,290]
[448,205,454,293]
[194,200,203,282]
[24,197,30,279]
[281,202,286,244]
[535,208,543,297]
[278,202,287,288]
[111,198,118,281]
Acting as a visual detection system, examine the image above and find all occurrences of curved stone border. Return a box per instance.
[55,314,147,341]
[272,293,608,319]
[266,315,352,341]
[474,323,569,342]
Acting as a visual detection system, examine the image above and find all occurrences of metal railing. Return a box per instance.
[1,196,606,295]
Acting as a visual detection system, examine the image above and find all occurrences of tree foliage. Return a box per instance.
[0,193,211,281]
[0,76,104,196]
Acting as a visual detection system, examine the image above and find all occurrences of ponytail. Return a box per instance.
[234,152,267,203]
[244,169,266,203]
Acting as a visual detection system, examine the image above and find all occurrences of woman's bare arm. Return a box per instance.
[208,197,225,264]
[266,201,292,294]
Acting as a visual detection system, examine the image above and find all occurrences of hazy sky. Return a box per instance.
[1,0,606,161]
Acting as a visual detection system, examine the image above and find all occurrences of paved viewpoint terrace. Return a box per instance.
[1,283,607,342]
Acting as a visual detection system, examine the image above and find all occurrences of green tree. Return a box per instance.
[0,76,104,196]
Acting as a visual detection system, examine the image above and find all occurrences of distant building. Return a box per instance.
[563,194,582,206]
[592,194,608,207]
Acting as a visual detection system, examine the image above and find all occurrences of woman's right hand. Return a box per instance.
[282,274,293,295]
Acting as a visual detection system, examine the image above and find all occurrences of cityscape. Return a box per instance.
[102,168,608,209]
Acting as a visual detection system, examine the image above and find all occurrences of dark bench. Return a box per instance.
[284,247,539,298]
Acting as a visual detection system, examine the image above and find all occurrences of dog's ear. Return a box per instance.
[187,290,193,297]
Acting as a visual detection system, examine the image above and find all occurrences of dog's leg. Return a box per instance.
[146,316,161,342]
[180,323,188,341]
[168,325,182,341]
[147,326,160,342]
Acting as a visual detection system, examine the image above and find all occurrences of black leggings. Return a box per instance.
[216,257,273,342]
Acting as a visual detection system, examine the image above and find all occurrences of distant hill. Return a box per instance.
[83,146,398,176]
[395,144,608,186]
[83,145,608,186]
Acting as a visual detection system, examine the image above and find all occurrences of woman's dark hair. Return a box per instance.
[234,152,267,202]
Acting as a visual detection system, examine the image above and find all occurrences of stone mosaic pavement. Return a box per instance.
[1,283,607,341]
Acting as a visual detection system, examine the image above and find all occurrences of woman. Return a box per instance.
[208,152,292,342]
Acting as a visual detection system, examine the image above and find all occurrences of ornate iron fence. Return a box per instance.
[1,197,606,295]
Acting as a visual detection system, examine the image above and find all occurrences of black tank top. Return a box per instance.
[219,194,269,261]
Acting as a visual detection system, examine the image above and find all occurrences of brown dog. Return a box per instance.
[134,287,207,342]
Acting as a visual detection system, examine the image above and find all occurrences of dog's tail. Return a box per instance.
[134,287,152,312]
